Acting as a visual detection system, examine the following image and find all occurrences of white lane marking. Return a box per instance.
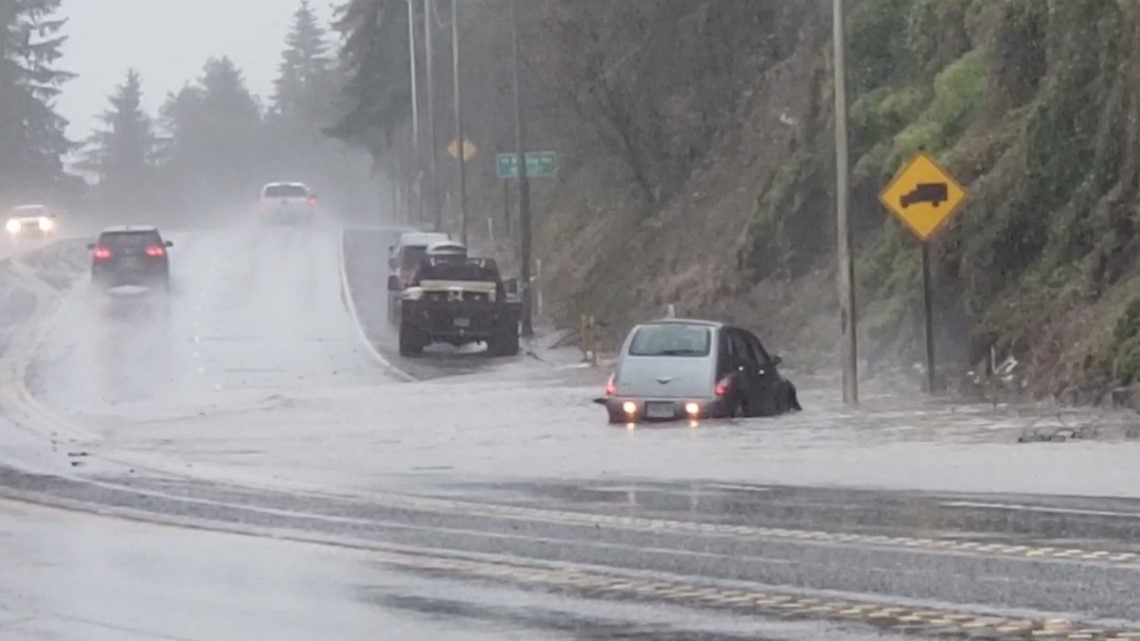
[337,228,415,382]
[707,484,773,493]
[941,501,1140,519]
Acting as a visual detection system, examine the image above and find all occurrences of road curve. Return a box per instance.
[2,222,1140,640]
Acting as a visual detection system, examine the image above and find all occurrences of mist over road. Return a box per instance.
[2,217,1140,641]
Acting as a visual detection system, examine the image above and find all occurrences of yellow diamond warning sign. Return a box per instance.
[879,152,967,242]
[447,137,477,162]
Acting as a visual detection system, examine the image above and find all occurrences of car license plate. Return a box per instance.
[454,317,471,328]
[646,402,675,419]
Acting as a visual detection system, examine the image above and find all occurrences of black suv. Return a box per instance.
[88,226,173,290]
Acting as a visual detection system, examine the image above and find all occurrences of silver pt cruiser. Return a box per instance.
[596,319,801,424]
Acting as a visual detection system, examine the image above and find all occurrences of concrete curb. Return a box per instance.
[337,229,416,382]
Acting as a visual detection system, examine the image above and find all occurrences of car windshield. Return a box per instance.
[400,246,428,269]
[100,231,162,248]
[264,184,307,198]
[628,325,712,357]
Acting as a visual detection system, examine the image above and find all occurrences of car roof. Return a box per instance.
[636,318,725,329]
[398,232,449,247]
[100,225,160,234]
[13,204,47,211]
[427,240,466,251]
[263,181,308,187]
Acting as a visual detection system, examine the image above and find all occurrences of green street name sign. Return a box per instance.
[496,152,558,179]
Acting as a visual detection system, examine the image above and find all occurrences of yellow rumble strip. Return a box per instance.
[372,549,1140,641]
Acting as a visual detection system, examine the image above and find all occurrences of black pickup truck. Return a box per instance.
[390,256,521,357]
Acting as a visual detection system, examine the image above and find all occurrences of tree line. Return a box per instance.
[1,0,386,222]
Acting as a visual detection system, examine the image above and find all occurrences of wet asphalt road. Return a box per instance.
[1,222,1140,640]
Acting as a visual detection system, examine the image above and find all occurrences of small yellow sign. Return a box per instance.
[879,152,967,242]
[447,137,477,162]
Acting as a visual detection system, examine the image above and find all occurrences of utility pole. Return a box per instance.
[424,0,441,232]
[406,0,421,223]
[833,0,858,404]
[406,0,419,151]
[451,0,467,245]
[510,0,533,337]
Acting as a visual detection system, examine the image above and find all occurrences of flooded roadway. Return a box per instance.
[1,218,1139,640]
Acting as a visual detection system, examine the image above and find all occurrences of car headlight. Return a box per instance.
[38,217,53,231]
[6,219,21,234]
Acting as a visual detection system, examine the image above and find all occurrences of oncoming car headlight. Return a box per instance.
[5,219,21,234]
[37,217,53,231]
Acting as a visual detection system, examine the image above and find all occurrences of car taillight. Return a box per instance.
[93,246,112,260]
[306,197,317,210]
[257,199,266,212]
[146,245,165,257]
[604,374,617,396]
[714,377,731,397]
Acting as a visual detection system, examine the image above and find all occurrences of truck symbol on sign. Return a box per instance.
[900,182,948,208]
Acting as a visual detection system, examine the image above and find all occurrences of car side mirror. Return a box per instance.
[592,397,608,405]
[164,240,174,248]
[387,275,401,291]
[86,242,95,250]
[771,355,783,367]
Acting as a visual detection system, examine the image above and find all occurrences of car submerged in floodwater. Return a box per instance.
[596,319,801,424]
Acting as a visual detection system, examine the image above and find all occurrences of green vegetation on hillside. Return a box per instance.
[660,0,1133,395]
[344,0,1140,399]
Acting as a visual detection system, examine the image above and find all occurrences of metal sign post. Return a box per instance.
[880,151,968,394]
[920,242,935,394]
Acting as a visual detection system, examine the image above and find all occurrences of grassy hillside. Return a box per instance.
[426,0,1140,401]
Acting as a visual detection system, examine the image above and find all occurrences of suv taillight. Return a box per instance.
[604,374,617,396]
[306,196,317,210]
[93,246,113,260]
[146,245,166,257]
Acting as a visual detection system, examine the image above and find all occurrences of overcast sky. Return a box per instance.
[57,0,335,140]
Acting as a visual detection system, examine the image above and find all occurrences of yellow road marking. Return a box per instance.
[366,547,1140,641]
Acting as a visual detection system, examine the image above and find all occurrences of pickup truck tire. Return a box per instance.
[490,321,519,357]
[398,323,424,357]
[499,334,520,357]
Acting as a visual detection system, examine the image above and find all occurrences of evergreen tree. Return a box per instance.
[273,0,334,123]
[82,70,156,187]
[326,0,411,155]
[158,57,265,210]
[0,0,74,200]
